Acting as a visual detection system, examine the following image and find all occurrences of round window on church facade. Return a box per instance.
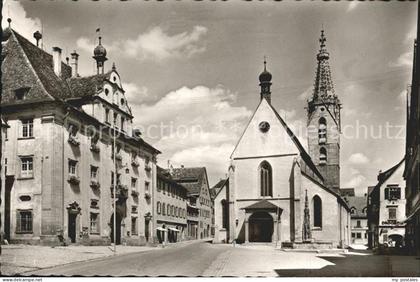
[259,121,270,133]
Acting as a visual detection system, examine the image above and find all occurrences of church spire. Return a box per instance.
[259,56,273,104]
[312,29,335,100]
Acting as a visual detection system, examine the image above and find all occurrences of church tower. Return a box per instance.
[307,30,342,190]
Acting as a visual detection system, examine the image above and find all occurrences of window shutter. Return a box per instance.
[384,188,389,200]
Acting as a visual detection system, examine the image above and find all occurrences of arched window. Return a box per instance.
[319,147,327,165]
[313,195,322,228]
[157,201,161,215]
[167,205,171,216]
[162,203,166,215]
[318,117,327,144]
[259,161,273,197]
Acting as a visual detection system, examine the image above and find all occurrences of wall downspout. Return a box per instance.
[62,109,70,237]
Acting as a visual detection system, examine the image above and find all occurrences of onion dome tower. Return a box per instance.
[259,57,273,104]
[93,36,108,74]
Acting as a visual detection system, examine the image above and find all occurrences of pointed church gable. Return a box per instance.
[231,98,300,159]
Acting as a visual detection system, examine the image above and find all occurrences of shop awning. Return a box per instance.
[169,228,180,232]
[156,227,166,231]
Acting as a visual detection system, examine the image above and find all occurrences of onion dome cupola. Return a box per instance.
[259,57,273,104]
[93,36,108,74]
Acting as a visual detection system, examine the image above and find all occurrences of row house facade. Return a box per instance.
[404,1,420,255]
[155,166,188,243]
[170,166,213,240]
[367,158,406,249]
[0,26,160,245]
[342,189,368,246]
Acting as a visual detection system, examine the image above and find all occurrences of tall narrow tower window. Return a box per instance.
[259,161,273,197]
[319,147,327,165]
[318,117,327,144]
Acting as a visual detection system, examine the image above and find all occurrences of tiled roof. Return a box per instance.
[11,29,72,100]
[66,72,111,99]
[345,195,367,218]
[156,166,187,191]
[377,157,405,185]
[211,178,228,199]
[242,199,281,211]
[369,157,405,196]
[169,167,208,196]
[2,28,112,103]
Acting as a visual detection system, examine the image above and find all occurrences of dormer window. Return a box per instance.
[15,87,30,100]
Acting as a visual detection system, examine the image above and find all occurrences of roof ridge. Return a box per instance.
[267,101,325,182]
[378,157,405,184]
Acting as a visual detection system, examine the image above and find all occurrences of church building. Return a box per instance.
[214,31,351,248]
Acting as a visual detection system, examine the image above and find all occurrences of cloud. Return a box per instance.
[76,25,208,62]
[76,37,119,54]
[389,51,413,67]
[133,85,251,184]
[346,1,359,12]
[135,85,250,126]
[123,26,208,61]
[170,143,234,184]
[123,82,155,105]
[1,1,41,40]
[348,153,370,165]
[298,87,313,101]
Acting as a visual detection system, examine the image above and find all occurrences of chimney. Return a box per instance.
[70,51,79,77]
[52,47,62,77]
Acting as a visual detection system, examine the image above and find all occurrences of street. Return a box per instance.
[20,241,420,277]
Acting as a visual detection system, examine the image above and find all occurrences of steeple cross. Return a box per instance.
[263,55,267,71]
[319,30,326,48]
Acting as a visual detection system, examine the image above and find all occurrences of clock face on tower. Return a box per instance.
[259,121,270,133]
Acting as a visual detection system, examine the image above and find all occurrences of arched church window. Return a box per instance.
[162,203,166,216]
[318,117,327,144]
[259,161,273,197]
[313,195,322,228]
[319,147,327,165]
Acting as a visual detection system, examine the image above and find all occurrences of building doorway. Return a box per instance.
[249,211,273,242]
[145,220,150,242]
[66,201,81,244]
[68,213,77,243]
[110,213,122,245]
[4,176,14,241]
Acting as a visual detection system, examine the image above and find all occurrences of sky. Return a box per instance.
[2,1,416,195]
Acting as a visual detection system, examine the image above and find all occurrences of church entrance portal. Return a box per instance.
[249,212,273,242]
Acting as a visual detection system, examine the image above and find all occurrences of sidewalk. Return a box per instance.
[1,239,208,276]
[1,244,156,276]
